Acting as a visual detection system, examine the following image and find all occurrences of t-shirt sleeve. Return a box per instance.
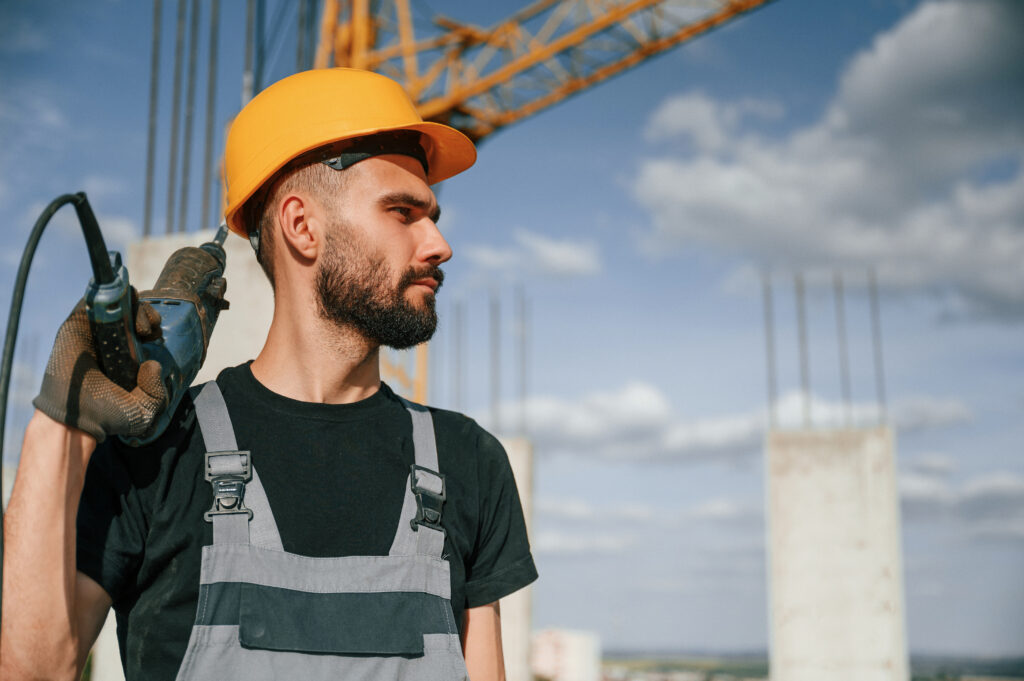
[76,440,157,607]
[463,428,538,608]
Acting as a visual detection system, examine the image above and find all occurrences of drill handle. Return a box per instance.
[85,252,142,392]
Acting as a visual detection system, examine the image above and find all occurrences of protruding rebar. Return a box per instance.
[834,272,852,426]
[452,300,464,411]
[517,285,528,436]
[254,0,266,94]
[177,0,200,234]
[243,0,255,105]
[142,0,162,237]
[795,273,810,428]
[868,268,888,424]
[762,270,777,429]
[165,0,187,235]
[200,0,220,230]
[490,290,501,434]
[297,0,307,71]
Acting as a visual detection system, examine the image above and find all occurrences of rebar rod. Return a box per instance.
[200,0,220,230]
[142,0,163,237]
[165,0,187,234]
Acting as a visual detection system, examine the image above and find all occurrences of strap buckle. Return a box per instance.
[409,464,446,533]
[204,450,253,522]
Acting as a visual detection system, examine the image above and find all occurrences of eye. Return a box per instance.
[390,206,413,222]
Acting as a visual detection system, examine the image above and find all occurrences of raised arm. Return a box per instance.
[0,301,167,678]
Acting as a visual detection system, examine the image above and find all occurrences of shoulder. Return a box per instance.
[412,402,511,476]
[428,406,503,453]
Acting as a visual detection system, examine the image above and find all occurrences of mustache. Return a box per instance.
[399,265,445,291]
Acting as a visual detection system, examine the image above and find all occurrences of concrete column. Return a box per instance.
[498,436,535,681]
[766,426,908,681]
[89,610,126,681]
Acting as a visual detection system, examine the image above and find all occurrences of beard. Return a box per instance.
[315,226,444,350]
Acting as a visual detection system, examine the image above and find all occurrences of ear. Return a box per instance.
[276,192,321,261]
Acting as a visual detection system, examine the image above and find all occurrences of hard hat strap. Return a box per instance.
[319,130,429,176]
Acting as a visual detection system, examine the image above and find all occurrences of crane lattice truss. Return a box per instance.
[314,0,773,141]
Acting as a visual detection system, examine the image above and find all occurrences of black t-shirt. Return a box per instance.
[76,363,537,680]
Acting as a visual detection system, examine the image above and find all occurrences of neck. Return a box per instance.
[251,290,381,404]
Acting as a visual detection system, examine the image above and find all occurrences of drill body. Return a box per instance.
[85,233,229,446]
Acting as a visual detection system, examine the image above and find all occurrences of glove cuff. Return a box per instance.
[31,394,107,443]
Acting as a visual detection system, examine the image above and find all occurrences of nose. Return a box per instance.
[418,219,452,265]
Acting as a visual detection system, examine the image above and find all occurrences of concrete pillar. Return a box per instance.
[766,427,908,681]
[498,436,535,681]
[89,610,125,681]
[532,629,602,681]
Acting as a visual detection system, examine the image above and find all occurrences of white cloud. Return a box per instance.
[645,91,783,151]
[900,469,1024,542]
[633,0,1024,319]
[513,230,601,276]
[463,229,601,278]
[489,383,969,463]
[81,176,128,199]
[94,215,140,252]
[0,13,48,54]
[685,497,760,524]
[0,92,67,131]
[910,452,957,478]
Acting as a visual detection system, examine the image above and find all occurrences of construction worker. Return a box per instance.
[1,68,537,680]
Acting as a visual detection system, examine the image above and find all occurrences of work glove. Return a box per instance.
[32,295,168,443]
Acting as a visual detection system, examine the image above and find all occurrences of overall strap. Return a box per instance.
[191,382,284,549]
[389,399,446,558]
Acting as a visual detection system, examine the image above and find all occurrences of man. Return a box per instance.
[1,68,537,680]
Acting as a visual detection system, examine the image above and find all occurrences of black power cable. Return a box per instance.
[0,191,114,618]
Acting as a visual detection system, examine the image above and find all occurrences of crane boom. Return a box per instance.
[316,0,774,141]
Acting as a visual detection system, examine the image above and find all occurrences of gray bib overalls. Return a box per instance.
[174,382,469,680]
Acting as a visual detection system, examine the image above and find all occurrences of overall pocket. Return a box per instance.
[237,583,453,656]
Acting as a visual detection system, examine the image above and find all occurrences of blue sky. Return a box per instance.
[2,0,1022,657]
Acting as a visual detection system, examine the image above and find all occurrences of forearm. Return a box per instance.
[1,410,97,679]
[462,602,506,681]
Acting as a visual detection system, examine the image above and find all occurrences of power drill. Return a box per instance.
[84,222,230,446]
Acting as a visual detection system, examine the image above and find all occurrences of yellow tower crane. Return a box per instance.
[310,0,773,400]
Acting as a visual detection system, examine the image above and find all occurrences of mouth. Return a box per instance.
[410,278,438,292]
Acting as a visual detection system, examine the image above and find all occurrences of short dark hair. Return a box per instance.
[242,161,350,289]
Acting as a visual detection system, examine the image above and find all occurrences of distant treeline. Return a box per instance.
[603,651,1024,679]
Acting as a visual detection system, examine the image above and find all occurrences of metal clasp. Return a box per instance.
[204,450,253,522]
[409,464,446,532]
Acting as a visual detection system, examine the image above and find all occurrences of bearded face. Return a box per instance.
[314,224,444,349]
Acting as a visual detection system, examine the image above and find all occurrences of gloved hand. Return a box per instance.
[32,296,168,442]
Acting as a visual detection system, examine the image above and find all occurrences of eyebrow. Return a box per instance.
[378,191,441,223]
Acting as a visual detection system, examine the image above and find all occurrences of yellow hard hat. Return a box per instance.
[223,67,476,238]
